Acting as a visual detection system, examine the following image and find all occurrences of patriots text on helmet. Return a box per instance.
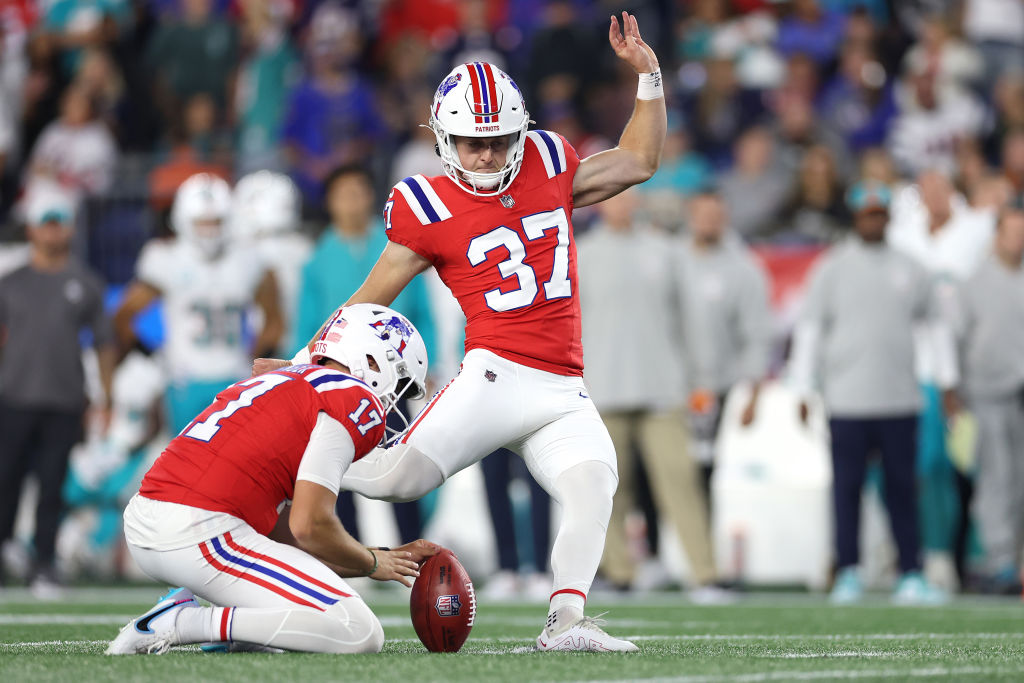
[428,62,531,196]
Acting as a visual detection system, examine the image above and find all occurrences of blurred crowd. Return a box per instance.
[1,0,1024,603]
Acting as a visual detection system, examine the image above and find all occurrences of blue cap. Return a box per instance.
[846,181,892,212]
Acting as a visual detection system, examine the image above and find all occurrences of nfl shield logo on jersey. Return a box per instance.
[499,194,515,208]
[435,594,462,617]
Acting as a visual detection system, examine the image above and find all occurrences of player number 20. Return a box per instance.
[467,208,571,312]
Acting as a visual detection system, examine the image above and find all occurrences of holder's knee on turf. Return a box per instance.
[232,601,385,654]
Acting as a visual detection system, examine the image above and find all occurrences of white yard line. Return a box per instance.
[0,640,110,649]
[0,614,681,628]
[2,612,1023,643]
[627,632,1024,641]
[775,652,892,658]
[0,615,134,625]
[569,667,1024,683]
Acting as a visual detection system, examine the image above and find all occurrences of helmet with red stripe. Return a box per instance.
[311,304,428,444]
[428,62,530,196]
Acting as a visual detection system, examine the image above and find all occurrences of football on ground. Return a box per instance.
[410,548,476,652]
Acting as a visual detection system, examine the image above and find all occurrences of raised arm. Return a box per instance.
[573,12,666,208]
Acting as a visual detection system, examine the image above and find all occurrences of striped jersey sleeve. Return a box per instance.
[526,130,579,179]
[383,174,452,262]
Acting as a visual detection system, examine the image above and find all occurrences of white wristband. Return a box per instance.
[291,346,312,365]
[637,69,663,100]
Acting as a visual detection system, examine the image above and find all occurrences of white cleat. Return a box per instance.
[536,610,639,653]
[106,587,198,655]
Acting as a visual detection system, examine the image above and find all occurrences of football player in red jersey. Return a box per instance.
[107,305,439,656]
[256,12,664,652]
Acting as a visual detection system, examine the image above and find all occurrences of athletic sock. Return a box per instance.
[173,605,226,644]
[549,591,586,615]
[545,605,584,636]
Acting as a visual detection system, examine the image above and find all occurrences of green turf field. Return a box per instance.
[2,586,1023,681]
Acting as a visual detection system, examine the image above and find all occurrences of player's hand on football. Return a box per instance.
[609,11,659,73]
[252,357,291,376]
[395,539,442,565]
[369,548,422,587]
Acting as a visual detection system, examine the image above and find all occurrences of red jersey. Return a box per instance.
[139,365,386,535]
[385,130,584,376]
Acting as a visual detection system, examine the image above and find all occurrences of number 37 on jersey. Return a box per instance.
[382,130,584,374]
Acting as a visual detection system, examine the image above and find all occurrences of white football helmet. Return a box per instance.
[231,170,301,241]
[170,173,232,259]
[428,62,530,196]
[310,303,429,445]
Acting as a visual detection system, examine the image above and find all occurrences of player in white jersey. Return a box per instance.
[115,173,283,434]
[231,171,311,355]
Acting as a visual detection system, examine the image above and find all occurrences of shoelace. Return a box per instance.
[575,612,611,635]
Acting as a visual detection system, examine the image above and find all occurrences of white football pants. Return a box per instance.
[342,348,618,606]
[127,511,383,654]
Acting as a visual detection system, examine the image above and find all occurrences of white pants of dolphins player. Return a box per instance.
[342,348,618,611]
[124,495,383,654]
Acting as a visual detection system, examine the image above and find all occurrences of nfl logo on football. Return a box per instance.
[435,594,462,617]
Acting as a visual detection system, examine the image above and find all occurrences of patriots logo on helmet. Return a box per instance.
[435,72,462,116]
[371,316,414,356]
[438,72,462,98]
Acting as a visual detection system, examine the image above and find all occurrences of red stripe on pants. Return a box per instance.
[199,541,324,611]
[223,532,351,598]
[400,378,455,444]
